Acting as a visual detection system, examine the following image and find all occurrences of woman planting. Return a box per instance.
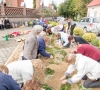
[61,53,100,88]
[0,64,21,90]
[7,59,43,87]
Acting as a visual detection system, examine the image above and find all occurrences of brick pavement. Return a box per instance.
[0,27,32,64]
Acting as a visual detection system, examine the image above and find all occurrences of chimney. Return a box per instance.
[49,4,52,9]
[36,0,41,9]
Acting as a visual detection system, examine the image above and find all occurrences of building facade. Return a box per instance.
[87,0,100,18]
[6,0,24,7]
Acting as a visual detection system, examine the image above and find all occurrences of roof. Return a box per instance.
[87,0,100,7]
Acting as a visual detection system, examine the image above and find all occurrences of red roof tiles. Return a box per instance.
[87,0,100,7]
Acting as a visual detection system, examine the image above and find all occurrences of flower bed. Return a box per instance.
[5,36,99,90]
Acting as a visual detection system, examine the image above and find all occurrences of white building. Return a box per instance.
[87,0,100,18]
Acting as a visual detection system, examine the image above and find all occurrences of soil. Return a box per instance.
[5,37,100,90]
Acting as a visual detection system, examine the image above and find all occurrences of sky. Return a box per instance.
[24,0,64,8]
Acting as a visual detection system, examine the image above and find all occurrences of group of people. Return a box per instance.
[0,17,10,30]
[0,25,54,90]
[60,37,100,88]
[0,18,100,90]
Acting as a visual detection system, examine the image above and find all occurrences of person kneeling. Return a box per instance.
[61,53,100,88]
[7,59,43,87]
[0,64,21,90]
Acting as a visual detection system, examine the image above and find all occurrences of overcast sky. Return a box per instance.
[24,0,64,8]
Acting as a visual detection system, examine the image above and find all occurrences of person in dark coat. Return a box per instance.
[0,64,21,90]
[37,35,53,58]
[4,18,10,29]
[64,18,71,32]
[68,35,89,44]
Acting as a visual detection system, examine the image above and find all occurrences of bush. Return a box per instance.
[64,24,68,28]
[49,21,58,26]
[82,33,96,42]
[74,27,84,36]
[91,39,99,47]
[29,21,33,26]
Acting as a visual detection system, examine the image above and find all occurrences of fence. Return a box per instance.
[0,5,41,18]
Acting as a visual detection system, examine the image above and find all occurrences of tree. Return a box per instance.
[33,0,36,8]
[52,1,57,11]
[58,0,92,20]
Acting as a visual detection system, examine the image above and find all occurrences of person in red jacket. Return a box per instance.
[72,44,100,62]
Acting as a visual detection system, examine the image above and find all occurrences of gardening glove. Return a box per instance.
[62,80,67,84]
[60,75,66,81]
[50,55,53,59]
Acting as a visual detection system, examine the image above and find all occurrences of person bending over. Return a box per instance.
[23,25,43,60]
[71,44,100,62]
[68,35,89,44]
[0,64,21,90]
[61,53,100,88]
[7,59,43,87]
[56,32,70,48]
[37,35,53,58]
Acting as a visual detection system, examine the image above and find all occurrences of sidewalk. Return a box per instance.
[0,27,32,64]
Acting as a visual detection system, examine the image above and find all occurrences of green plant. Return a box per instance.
[64,24,68,28]
[82,33,96,42]
[42,83,54,90]
[48,60,60,65]
[29,21,33,26]
[45,68,55,76]
[98,40,100,48]
[91,39,99,47]
[46,47,54,56]
[74,27,84,36]
[60,83,71,90]
[49,21,58,26]
[77,84,93,90]
[60,50,67,58]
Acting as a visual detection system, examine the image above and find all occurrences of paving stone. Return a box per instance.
[0,50,6,58]
[0,27,32,64]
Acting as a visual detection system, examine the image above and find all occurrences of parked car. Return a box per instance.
[76,17,100,34]
[53,17,65,22]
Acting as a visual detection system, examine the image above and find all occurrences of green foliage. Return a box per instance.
[48,60,60,65]
[77,84,93,90]
[91,39,99,47]
[98,40,100,49]
[29,21,32,26]
[64,24,68,28]
[42,84,54,90]
[74,27,84,36]
[33,0,36,8]
[42,7,55,17]
[49,21,58,26]
[60,84,71,90]
[58,0,92,19]
[46,47,54,56]
[82,33,97,42]
[52,1,57,11]
[45,68,55,76]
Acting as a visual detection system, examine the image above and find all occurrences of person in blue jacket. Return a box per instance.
[37,35,53,58]
[0,64,21,90]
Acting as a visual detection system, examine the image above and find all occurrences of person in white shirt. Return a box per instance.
[56,32,70,48]
[7,59,43,87]
[51,20,64,34]
[60,53,100,88]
